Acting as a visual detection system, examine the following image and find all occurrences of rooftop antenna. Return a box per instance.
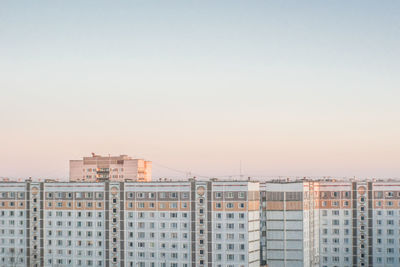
[240,160,243,180]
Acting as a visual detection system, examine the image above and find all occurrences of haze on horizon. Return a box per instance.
[0,1,399,180]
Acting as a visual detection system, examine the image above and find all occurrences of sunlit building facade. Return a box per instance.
[2,178,400,267]
[69,154,152,182]
[261,179,400,267]
[260,182,304,267]
[0,180,259,267]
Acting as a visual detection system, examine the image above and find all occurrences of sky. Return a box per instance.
[0,0,399,180]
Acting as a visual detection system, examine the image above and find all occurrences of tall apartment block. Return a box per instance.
[260,179,400,267]
[70,154,152,182]
[0,180,260,267]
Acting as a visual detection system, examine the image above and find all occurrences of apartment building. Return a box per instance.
[70,154,152,182]
[261,179,400,267]
[0,180,260,267]
[3,177,400,267]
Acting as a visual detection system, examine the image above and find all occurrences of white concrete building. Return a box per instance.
[3,177,400,267]
[261,179,400,267]
[0,180,260,267]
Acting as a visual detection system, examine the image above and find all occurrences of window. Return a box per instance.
[226,254,234,261]
[226,233,234,239]
[387,257,394,264]
[226,213,234,219]
[333,229,340,235]
[226,223,234,229]
[226,192,234,199]
[227,244,234,250]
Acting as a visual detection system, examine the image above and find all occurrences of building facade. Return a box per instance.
[69,154,152,182]
[261,179,400,267]
[2,178,400,267]
[260,182,304,267]
[0,180,259,267]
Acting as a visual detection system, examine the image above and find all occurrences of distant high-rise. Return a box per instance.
[69,153,151,182]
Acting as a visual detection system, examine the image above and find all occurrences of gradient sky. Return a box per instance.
[1,0,399,180]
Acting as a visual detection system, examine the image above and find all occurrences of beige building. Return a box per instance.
[69,153,151,182]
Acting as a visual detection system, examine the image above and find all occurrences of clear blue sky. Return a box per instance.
[0,0,399,179]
